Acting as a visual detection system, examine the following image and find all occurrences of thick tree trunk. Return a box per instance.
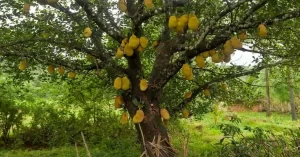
[123,94,175,157]
[265,68,271,117]
[287,69,297,121]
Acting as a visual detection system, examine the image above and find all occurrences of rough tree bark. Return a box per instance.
[287,68,297,121]
[265,68,271,117]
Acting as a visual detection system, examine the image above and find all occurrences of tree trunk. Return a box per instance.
[123,94,175,157]
[265,68,271,117]
[287,69,297,121]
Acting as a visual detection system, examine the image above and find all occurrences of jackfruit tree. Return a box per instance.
[1,0,300,156]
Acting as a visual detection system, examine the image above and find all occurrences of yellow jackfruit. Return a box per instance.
[47,65,55,74]
[57,66,65,75]
[115,96,124,109]
[175,21,185,33]
[121,38,128,47]
[195,55,205,68]
[124,44,134,56]
[223,40,234,55]
[168,16,178,29]
[160,108,170,120]
[47,0,59,5]
[184,91,192,99]
[184,68,193,80]
[120,112,128,125]
[182,108,189,118]
[152,40,159,48]
[182,64,191,78]
[230,37,242,49]
[201,51,210,58]
[133,109,144,123]
[212,53,221,63]
[23,3,30,14]
[238,32,247,41]
[209,50,216,56]
[121,76,130,90]
[83,27,92,38]
[114,77,122,90]
[139,37,148,48]
[128,35,140,49]
[118,0,127,12]
[137,45,144,53]
[258,24,267,37]
[179,14,189,25]
[139,79,148,91]
[188,16,199,31]
[144,0,154,9]
[68,71,76,79]
[19,60,27,70]
[204,88,210,97]
[116,48,124,59]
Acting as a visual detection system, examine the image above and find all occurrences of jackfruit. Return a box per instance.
[195,55,205,68]
[116,48,124,59]
[223,40,234,55]
[139,37,148,48]
[68,71,76,79]
[223,55,231,63]
[47,0,59,4]
[83,27,92,38]
[179,14,189,25]
[185,70,193,80]
[152,40,159,48]
[57,66,65,75]
[238,32,247,41]
[118,0,127,12]
[258,24,267,37]
[23,3,30,14]
[137,45,144,53]
[204,88,210,97]
[168,16,178,29]
[175,21,185,33]
[182,64,191,78]
[201,51,210,58]
[121,76,130,90]
[124,44,134,56]
[114,77,122,90]
[209,50,216,56]
[19,60,27,70]
[121,38,128,47]
[115,96,124,109]
[139,79,148,91]
[47,65,55,74]
[188,15,199,31]
[144,0,154,9]
[120,112,128,125]
[160,108,170,120]
[128,34,140,49]
[182,108,189,118]
[184,91,192,99]
[211,53,221,63]
[230,37,242,49]
[133,109,144,123]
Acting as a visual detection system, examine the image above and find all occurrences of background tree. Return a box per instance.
[1,0,300,156]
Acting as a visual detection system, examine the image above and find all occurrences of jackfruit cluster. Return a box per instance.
[116,35,148,58]
[168,13,199,33]
[114,76,131,90]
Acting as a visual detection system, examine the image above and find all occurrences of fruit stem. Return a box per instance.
[138,123,147,153]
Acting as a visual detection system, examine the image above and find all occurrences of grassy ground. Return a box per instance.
[1,111,299,157]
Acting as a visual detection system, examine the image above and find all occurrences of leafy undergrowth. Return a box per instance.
[1,111,299,156]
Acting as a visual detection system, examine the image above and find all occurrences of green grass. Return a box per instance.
[1,111,299,156]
